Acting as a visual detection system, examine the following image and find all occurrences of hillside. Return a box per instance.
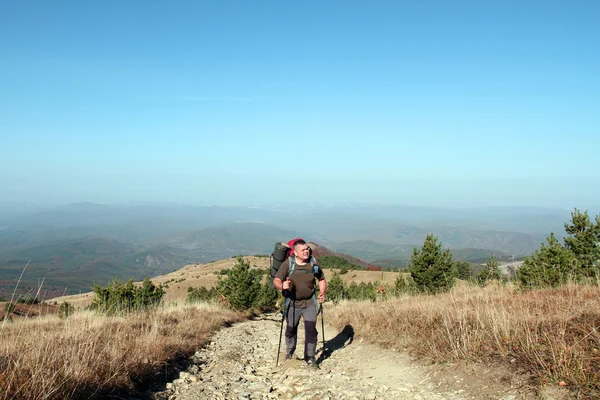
[329,225,542,258]
[307,242,370,267]
[0,238,197,298]
[49,251,400,309]
[333,240,513,268]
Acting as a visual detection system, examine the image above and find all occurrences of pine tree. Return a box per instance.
[408,233,456,293]
[477,255,506,285]
[454,261,473,280]
[394,273,416,295]
[134,277,165,309]
[58,302,74,318]
[563,208,600,278]
[516,233,577,288]
[253,282,280,311]
[215,257,261,310]
[326,273,348,303]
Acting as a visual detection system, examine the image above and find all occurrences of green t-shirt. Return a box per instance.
[275,257,325,308]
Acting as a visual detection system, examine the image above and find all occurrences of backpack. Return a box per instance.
[268,238,318,287]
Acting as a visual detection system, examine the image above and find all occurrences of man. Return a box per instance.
[273,239,327,369]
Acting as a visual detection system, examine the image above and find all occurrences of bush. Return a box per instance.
[517,233,578,288]
[454,261,473,281]
[326,274,348,303]
[16,296,39,305]
[394,274,417,295]
[516,209,600,288]
[477,255,507,286]
[187,286,216,303]
[214,269,230,276]
[215,257,261,310]
[90,277,165,315]
[319,255,363,271]
[58,302,74,318]
[347,281,377,301]
[563,208,600,277]
[253,282,280,312]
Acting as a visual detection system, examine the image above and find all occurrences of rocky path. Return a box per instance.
[151,312,528,400]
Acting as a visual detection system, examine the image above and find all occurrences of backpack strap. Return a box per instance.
[287,255,320,278]
[287,255,296,279]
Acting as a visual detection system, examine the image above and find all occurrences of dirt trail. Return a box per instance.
[151,312,534,400]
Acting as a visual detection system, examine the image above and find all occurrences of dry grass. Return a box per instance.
[326,282,600,396]
[0,303,245,399]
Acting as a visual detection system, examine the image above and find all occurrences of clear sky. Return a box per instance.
[1,0,598,209]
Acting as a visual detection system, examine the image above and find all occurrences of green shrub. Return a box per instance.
[253,282,280,311]
[90,277,165,315]
[16,296,39,305]
[477,255,507,286]
[516,209,600,288]
[347,281,376,301]
[215,257,261,310]
[326,274,348,303]
[517,233,578,288]
[394,274,417,295]
[319,255,363,271]
[214,268,230,276]
[454,261,473,281]
[58,302,74,318]
[187,286,216,303]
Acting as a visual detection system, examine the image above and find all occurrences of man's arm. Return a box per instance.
[273,277,284,291]
[273,260,291,292]
[317,278,327,303]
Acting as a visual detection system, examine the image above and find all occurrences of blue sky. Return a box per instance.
[1,0,598,208]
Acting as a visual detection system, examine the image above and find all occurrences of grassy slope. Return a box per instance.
[0,303,244,400]
[327,283,600,398]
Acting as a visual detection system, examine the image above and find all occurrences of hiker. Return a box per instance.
[273,239,327,368]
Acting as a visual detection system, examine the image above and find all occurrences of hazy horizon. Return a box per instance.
[2,177,599,212]
[1,1,598,210]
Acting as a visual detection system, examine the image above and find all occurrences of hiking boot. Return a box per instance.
[306,358,319,370]
[285,353,293,360]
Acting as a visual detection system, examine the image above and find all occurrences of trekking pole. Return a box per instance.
[276,299,286,367]
[320,303,325,355]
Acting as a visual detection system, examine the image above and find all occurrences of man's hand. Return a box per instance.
[318,279,327,303]
[282,279,292,290]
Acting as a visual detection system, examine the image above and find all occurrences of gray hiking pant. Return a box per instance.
[285,301,318,361]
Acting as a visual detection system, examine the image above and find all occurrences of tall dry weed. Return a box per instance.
[326,282,600,395]
[0,303,244,399]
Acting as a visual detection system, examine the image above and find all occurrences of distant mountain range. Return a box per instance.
[0,201,585,298]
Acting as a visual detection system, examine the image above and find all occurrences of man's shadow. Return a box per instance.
[316,324,354,364]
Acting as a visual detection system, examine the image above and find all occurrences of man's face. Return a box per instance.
[295,244,310,260]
